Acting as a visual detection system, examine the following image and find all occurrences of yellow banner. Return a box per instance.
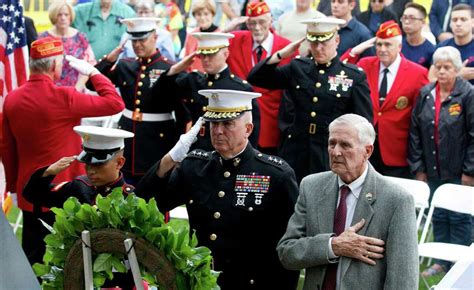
[22,0,52,33]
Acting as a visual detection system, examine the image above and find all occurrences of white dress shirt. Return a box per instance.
[327,164,369,290]
[378,53,402,95]
[251,32,274,66]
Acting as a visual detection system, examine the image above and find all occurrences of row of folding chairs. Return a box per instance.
[386,177,474,289]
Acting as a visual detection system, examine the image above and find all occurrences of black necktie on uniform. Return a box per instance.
[379,68,389,106]
[256,45,264,62]
[322,185,351,290]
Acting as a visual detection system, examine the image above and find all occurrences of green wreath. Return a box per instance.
[32,189,220,290]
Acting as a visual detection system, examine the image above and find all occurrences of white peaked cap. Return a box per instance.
[198,89,261,121]
[74,126,134,164]
[192,32,235,55]
[121,17,161,39]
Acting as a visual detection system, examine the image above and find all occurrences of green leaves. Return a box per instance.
[37,190,219,289]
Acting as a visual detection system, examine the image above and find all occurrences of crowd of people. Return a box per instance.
[1,0,474,289]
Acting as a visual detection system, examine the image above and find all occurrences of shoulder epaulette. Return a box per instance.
[75,175,92,186]
[187,149,212,160]
[294,56,312,64]
[341,61,364,73]
[255,152,286,169]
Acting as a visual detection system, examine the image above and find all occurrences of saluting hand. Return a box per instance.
[169,117,204,162]
[331,218,385,265]
[66,55,99,77]
[168,52,197,76]
[42,156,77,177]
[106,39,127,63]
[349,37,375,57]
[268,37,305,65]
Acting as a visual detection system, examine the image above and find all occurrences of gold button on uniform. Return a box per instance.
[159,133,164,138]
[315,82,321,88]
[336,93,341,98]
[208,81,213,87]
[202,106,207,112]
[218,191,225,197]
[224,171,231,178]
[190,99,194,103]
[296,85,300,89]
[288,134,291,138]
[189,199,193,204]
[310,112,316,117]
[141,65,146,70]
[122,81,127,86]
[135,99,141,105]
[135,108,141,112]
[210,234,217,241]
[257,153,263,157]
[140,74,145,79]
[319,70,325,74]
[378,112,382,116]
[137,91,142,96]
[248,207,253,212]
[138,82,143,87]
[250,279,255,285]
[213,212,221,219]
[313,97,318,103]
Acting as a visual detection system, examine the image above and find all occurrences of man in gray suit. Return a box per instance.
[277,114,418,290]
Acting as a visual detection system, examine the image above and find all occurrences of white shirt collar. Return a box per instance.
[337,163,369,199]
[253,32,274,53]
[379,53,402,75]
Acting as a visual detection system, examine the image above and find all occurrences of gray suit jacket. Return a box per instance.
[277,164,419,290]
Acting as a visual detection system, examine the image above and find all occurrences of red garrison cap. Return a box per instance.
[246,1,270,17]
[30,37,63,59]
[376,20,402,39]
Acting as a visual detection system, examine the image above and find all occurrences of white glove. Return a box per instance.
[65,55,99,76]
[169,118,204,162]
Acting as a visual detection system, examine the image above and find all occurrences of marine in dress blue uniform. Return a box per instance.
[91,18,190,184]
[137,90,299,290]
[157,32,260,151]
[248,17,373,182]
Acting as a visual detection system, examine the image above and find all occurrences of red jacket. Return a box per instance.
[227,30,295,148]
[0,74,125,212]
[342,51,428,166]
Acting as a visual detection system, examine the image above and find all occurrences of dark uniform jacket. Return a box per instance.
[158,66,260,151]
[248,56,373,181]
[408,77,474,180]
[23,167,134,212]
[94,50,190,176]
[137,143,300,290]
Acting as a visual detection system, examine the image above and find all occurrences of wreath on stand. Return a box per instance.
[32,189,220,290]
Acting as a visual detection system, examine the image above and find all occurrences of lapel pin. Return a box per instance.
[365,192,373,202]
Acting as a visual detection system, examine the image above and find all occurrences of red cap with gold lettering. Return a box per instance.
[30,37,64,59]
[246,1,270,17]
[375,20,402,39]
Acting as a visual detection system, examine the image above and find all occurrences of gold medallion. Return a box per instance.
[395,96,409,110]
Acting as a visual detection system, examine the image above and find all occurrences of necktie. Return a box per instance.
[256,45,264,62]
[322,185,351,290]
[379,68,389,106]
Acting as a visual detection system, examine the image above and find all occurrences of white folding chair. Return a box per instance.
[418,183,474,289]
[385,176,430,230]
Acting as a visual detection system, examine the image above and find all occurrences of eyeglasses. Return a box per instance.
[370,0,384,3]
[400,15,423,22]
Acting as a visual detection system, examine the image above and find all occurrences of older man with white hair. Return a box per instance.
[278,113,419,290]
[226,1,296,156]
[341,20,429,178]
